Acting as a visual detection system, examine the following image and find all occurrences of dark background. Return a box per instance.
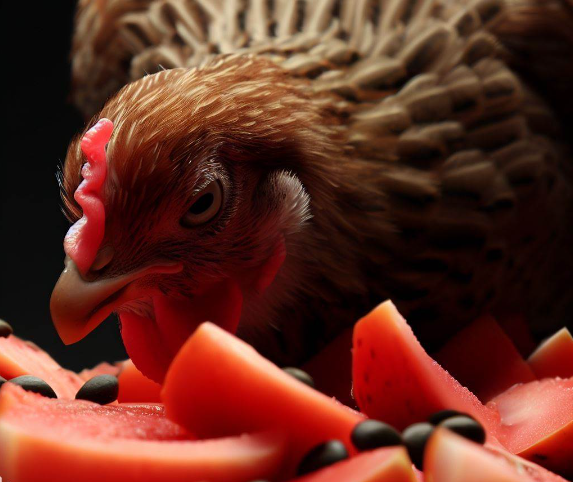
[1,1,127,370]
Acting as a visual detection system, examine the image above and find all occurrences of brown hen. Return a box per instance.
[52,0,573,381]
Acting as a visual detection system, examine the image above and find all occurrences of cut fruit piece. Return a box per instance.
[0,384,286,482]
[487,378,573,477]
[79,360,161,403]
[352,301,501,437]
[0,335,83,399]
[78,362,121,381]
[528,328,573,379]
[118,359,162,403]
[424,429,568,482]
[302,328,354,407]
[497,314,537,358]
[434,315,536,402]
[289,446,416,482]
[162,322,364,469]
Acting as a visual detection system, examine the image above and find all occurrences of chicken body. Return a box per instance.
[53,0,573,379]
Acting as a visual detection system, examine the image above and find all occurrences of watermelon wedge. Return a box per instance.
[497,314,537,358]
[424,429,568,482]
[288,446,417,482]
[352,301,500,437]
[0,335,83,399]
[434,315,535,402]
[302,328,354,407]
[118,359,162,403]
[487,378,573,477]
[528,328,573,379]
[162,322,364,469]
[0,383,286,482]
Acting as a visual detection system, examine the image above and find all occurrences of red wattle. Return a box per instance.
[120,279,243,383]
[119,311,174,385]
[64,118,113,274]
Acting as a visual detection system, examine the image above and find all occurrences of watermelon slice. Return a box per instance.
[434,315,536,402]
[0,335,83,399]
[352,301,501,437]
[487,378,573,477]
[78,362,121,381]
[528,328,573,379]
[424,429,568,482]
[302,328,354,407]
[118,359,162,403]
[0,383,286,482]
[162,322,364,469]
[288,447,417,482]
[79,360,162,403]
[497,314,538,358]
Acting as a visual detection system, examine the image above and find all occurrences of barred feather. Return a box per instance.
[66,0,573,359]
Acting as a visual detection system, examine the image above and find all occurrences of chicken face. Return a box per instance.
[50,57,328,382]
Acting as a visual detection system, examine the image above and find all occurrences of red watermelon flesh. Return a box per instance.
[434,315,536,402]
[352,301,501,437]
[288,447,417,482]
[302,328,354,407]
[0,383,287,482]
[118,359,162,403]
[162,322,364,470]
[497,314,538,358]
[487,378,573,477]
[78,361,122,381]
[528,328,573,379]
[79,360,162,403]
[424,429,568,482]
[0,335,83,399]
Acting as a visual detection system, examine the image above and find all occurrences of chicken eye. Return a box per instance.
[181,180,223,227]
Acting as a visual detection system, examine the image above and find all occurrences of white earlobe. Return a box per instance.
[267,170,312,237]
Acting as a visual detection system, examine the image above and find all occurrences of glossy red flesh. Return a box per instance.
[352,301,501,437]
[289,447,416,482]
[162,322,364,472]
[117,359,162,403]
[424,429,568,482]
[528,328,573,379]
[487,378,573,476]
[0,335,83,399]
[435,315,536,402]
[0,384,287,482]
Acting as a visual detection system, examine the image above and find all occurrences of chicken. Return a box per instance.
[51,0,573,382]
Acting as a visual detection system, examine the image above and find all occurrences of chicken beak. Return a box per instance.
[50,256,182,345]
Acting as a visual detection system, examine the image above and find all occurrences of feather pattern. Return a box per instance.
[67,0,573,360]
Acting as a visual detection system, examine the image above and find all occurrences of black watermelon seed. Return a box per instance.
[297,440,349,476]
[351,419,403,451]
[428,409,468,425]
[0,319,13,338]
[9,375,57,399]
[0,376,6,388]
[76,375,119,405]
[402,422,434,470]
[282,367,315,389]
[439,415,486,444]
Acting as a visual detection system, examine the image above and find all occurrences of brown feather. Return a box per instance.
[65,0,573,362]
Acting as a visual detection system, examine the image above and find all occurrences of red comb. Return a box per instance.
[64,118,113,274]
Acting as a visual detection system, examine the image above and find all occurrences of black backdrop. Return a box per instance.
[1,1,127,370]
